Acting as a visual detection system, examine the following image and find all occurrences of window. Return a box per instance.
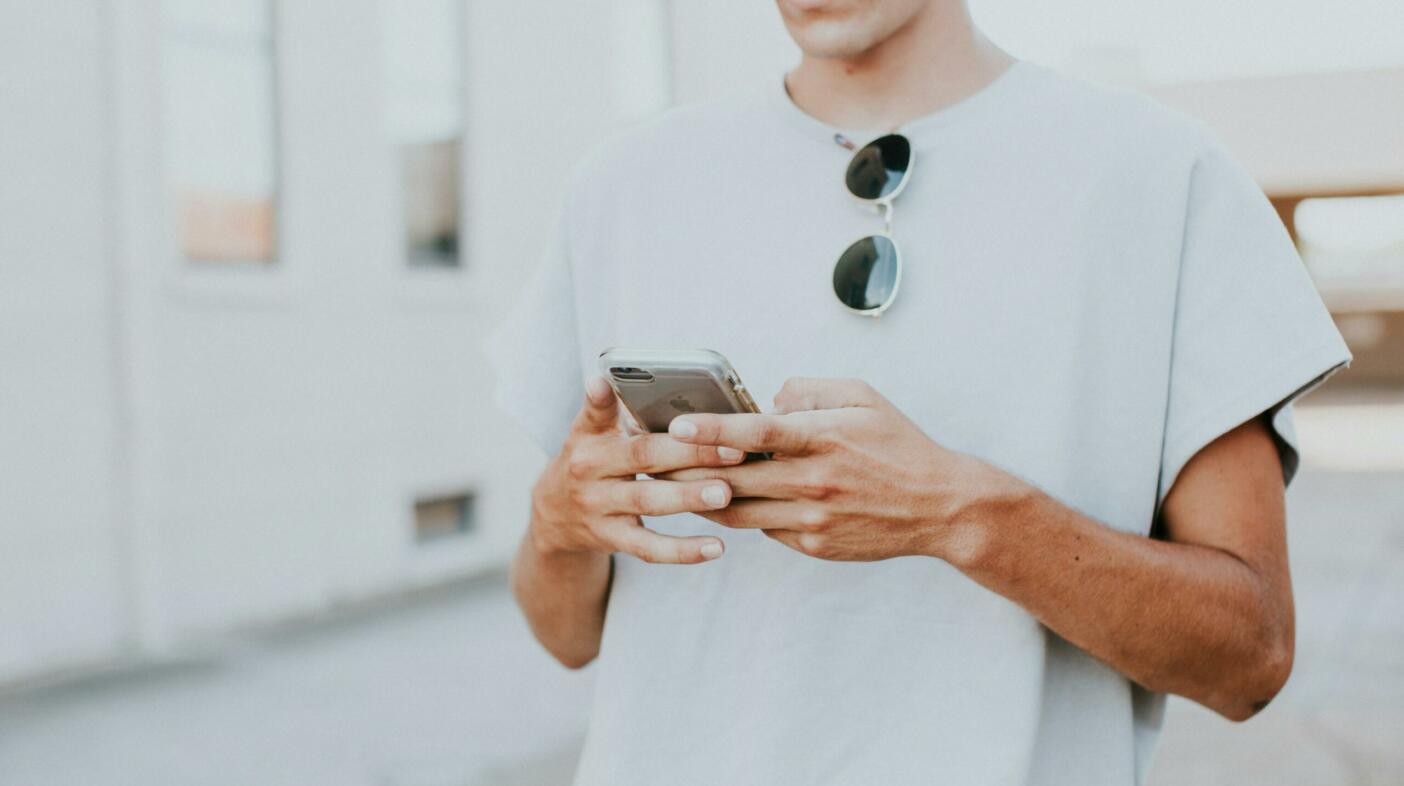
[381,0,465,268]
[413,492,476,543]
[162,0,280,264]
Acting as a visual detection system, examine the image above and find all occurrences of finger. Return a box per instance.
[652,461,800,500]
[598,479,732,517]
[773,377,880,415]
[704,499,818,530]
[668,412,815,455]
[760,527,813,555]
[571,376,622,435]
[595,434,747,477]
[606,521,725,564]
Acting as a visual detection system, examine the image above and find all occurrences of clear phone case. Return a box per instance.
[597,348,760,433]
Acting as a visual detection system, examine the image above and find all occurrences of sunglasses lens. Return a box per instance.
[845,134,911,201]
[833,235,900,312]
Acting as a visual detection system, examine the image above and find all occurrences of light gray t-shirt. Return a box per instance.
[484,59,1350,785]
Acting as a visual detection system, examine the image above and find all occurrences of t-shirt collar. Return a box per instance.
[768,58,1031,150]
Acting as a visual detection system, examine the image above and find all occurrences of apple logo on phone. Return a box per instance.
[669,396,696,414]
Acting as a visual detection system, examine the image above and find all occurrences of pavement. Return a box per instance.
[0,574,592,786]
[1,403,1401,785]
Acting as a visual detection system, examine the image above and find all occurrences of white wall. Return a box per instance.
[668,2,797,105]
[0,0,639,683]
[0,0,128,680]
[142,0,643,642]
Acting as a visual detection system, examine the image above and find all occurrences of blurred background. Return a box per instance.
[0,0,1401,784]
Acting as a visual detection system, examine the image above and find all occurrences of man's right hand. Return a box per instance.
[528,376,742,564]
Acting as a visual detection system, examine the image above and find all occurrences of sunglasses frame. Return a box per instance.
[846,138,916,207]
[836,135,914,317]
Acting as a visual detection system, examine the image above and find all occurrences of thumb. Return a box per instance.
[772,377,881,415]
[571,376,622,435]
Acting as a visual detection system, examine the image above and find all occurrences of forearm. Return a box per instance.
[943,482,1293,720]
[657,379,1295,717]
[509,511,613,669]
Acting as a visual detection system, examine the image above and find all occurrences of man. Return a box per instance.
[485,1,1351,783]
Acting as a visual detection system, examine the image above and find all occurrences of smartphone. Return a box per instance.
[597,348,763,444]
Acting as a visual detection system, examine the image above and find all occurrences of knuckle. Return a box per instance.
[565,480,589,508]
[644,539,679,563]
[583,518,615,548]
[626,484,650,513]
[795,469,836,501]
[627,435,654,470]
[810,425,840,453]
[574,484,605,514]
[756,420,781,447]
[776,379,814,411]
[630,485,665,516]
[798,532,829,558]
[799,506,829,530]
[565,447,597,480]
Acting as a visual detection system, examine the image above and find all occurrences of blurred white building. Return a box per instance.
[2,0,1400,687]
[0,0,681,686]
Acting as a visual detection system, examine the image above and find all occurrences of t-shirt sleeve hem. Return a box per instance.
[483,335,578,459]
[1157,336,1351,512]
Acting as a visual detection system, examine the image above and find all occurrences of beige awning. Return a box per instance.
[1145,68,1404,198]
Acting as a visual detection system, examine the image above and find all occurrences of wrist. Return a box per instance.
[527,480,584,559]
[527,513,571,559]
[925,456,1040,570]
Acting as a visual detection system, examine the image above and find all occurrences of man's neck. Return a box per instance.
[784,6,1015,132]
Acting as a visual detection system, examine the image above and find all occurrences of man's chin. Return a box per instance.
[791,29,878,61]
[779,0,852,14]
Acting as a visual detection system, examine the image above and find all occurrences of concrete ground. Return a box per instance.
[1,401,1401,785]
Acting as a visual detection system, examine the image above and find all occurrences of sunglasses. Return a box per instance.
[833,133,912,317]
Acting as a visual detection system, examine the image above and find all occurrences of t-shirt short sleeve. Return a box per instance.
[481,209,585,457]
[1156,133,1352,511]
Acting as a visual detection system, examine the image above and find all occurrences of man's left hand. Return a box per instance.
[658,378,1026,563]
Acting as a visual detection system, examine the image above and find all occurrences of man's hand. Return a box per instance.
[658,378,1026,563]
[665,376,1297,720]
[529,376,745,564]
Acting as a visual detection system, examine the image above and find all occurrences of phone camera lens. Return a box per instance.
[609,366,654,383]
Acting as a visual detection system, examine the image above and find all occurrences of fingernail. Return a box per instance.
[700,541,723,560]
[718,446,744,462]
[670,418,698,439]
[701,484,728,508]
[586,376,611,403]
